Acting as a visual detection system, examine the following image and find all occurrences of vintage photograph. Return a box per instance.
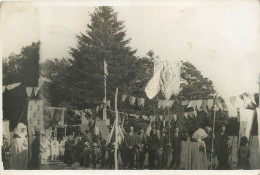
[1,1,260,171]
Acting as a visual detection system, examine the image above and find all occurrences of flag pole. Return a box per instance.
[210,97,217,170]
[114,88,119,170]
[103,59,107,121]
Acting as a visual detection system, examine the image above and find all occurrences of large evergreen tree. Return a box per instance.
[68,6,136,108]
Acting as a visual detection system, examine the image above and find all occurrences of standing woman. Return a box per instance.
[186,128,208,170]
[59,136,67,161]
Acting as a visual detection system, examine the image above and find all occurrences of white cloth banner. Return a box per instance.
[256,108,260,150]
[239,108,254,139]
[27,100,44,160]
[160,61,181,100]
[145,70,161,99]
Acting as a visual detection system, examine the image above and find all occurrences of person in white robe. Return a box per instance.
[40,135,50,164]
[10,123,28,170]
[59,136,67,160]
[50,136,60,161]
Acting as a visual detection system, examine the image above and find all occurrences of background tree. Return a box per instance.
[3,41,40,130]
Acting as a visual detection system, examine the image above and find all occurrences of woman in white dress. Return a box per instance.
[40,135,50,164]
[51,136,60,160]
[59,136,67,160]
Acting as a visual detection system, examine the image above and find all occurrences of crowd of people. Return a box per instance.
[2,123,252,170]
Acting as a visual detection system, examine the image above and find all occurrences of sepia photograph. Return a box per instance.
[0,0,260,172]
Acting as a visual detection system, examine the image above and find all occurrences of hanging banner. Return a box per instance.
[6,82,21,90]
[159,61,181,100]
[3,120,10,144]
[121,94,127,102]
[97,120,109,140]
[145,69,161,99]
[81,115,89,133]
[27,100,44,160]
[256,108,260,150]
[239,108,254,139]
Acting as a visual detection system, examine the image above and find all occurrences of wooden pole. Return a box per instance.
[103,60,107,121]
[210,99,217,170]
[114,88,119,170]
[237,108,240,150]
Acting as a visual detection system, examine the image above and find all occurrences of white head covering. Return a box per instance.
[14,123,27,138]
[192,128,208,142]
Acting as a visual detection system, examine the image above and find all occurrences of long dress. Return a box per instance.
[40,140,50,164]
[51,140,60,157]
[10,134,28,169]
[59,139,66,157]
[186,139,208,170]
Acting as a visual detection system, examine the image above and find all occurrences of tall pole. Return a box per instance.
[237,108,240,150]
[114,88,119,170]
[103,60,107,121]
[210,97,217,170]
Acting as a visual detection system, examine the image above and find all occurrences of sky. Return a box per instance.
[1,1,260,116]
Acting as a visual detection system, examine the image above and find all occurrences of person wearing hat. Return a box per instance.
[137,129,147,170]
[91,142,100,169]
[30,130,41,169]
[64,134,74,167]
[75,134,85,168]
[170,126,188,170]
[215,125,232,170]
[83,141,91,169]
[237,136,251,169]
[2,135,11,169]
[124,125,139,169]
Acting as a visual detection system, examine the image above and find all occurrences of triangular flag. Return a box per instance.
[34,87,40,96]
[188,111,194,118]
[26,87,33,97]
[49,107,56,119]
[201,100,208,113]
[140,98,145,107]
[145,70,161,99]
[173,114,177,121]
[107,100,111,108]
[121,94,127,102]
[158,100,163,108]
[137,98,142,107]
[74,110,81,116]
[38,78,45,90]
[6,82,21,90]
[215,99,223,110]
[181,100,189,106]
[207,99,214,109]
[162,100,168,109]
[187,100,196,110]
[131,97,136,106]
[2,86,6,93]
[184,112,188,119]
[167,100,175,108]
[196,100,203,111]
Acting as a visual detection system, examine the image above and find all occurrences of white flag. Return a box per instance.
[240,108,254,139]
[145,70,161,99]
[160,61,181,100]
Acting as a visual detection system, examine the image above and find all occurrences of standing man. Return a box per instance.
[155,129,164,169]
[170,127,187,170]
[215,126,232,170]
[64,134,74,167]
[204,126,218,169]
[137,129,147,170]
[30,131,41,169]
[148,125,157,170]
[124,125,138,169]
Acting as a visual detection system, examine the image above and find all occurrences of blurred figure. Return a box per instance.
[100,140,107,169]
[155,129,164,169]
[30,131,41,169]
[50,136,59,161]
[186,128,208,170]
[215,126,232,170]
[40,135,50,164]
[2,134,12,169]
[148,126,157,170]
[59,136,66,161]
[204,126,218,169]
[91,142,100,169]
[83,141,92,168]
[10,123,28,170]
[137,129,147,170]
[124,125,138,169]
[237,136,250,170]
[76,134,85,169]
[64,135,74,167]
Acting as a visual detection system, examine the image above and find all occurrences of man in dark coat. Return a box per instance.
[124,125,138,169]
[30,131,41,170]
[170,127,187,169]
[215,126,232,170]
[154,129,164,169]
[137,129,147,170]
[64,135,74,167]
[75,134,85,168]
[148,126,157,170]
